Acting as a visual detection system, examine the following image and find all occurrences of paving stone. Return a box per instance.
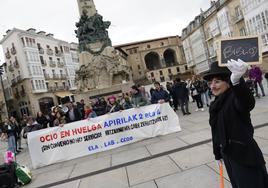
[61,153,98,167]
[70,156,111,178]
[25,166,74,188]
[32,162,64,176]
[79,168,128,188]
[129,181,157,188]
[146,138,187,155]
[112,146,150,166]
[254,126,268,140]
[155,165,232,188]
[169,145,214,170]
[158,129,191,140]
[51,180,80,188]
[179,129,211,144]
[127,156,180,186]
[206,161,230,181]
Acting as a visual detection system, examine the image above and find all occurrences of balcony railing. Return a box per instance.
[11,47,16,55]
[233,14,244,23]
[55,51,62,57]
[60,74,67,79]
[39,48,44,54]
[49,61,56,67]
[16,75,22,83]
[44,73,50,80]
[41,60,47,66]
[14,60,19,68]
[49,86,69,92]
[57,61,64,67]
[47,49,53,56]
[11,78,16,86]
[5,51,11,59]
[52,74,60,80]
[8,65,14,72]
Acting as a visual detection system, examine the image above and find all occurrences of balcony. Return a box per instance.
[44,73,50,80]
[60,74,67,79]
[233,14,244,23]
[57,61,64,67]
[8,65,14,72]
[49,61,56,67]
[41,60,47,66]
[16,75,22,83]
[20,90,26,97]
[11,78,17,86]
[10,47,16,55]
[5,51,11,59]
[55,51,62,57]
[38,48,44,54]
[14,92,20,99]
[52,74,60,80]
[47,48,53,56]
[14,60,19,68]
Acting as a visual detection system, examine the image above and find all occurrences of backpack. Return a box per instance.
[0,162,18,188]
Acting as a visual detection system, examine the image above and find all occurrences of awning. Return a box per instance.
[54,91,73,98]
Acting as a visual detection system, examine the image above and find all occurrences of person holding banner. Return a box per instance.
[204,59,268,188]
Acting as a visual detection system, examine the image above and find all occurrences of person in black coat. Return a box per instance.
[173,77,190,115]
[151,82,170,104]
[36,111,49,129]
[203,59,268,188]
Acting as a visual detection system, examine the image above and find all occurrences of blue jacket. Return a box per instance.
[151,89,170,104]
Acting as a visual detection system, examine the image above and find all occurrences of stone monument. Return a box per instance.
[75,0,132,94]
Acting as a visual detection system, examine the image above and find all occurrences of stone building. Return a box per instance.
[182,0,267,74]
[115,36,190,84]
[0,28,79,117]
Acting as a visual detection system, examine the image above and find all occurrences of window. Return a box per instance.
[147,44,151,49]
[177,67,180,73]
[239,27,246,36]
[161,42,164,46]
[160,76,165,82]
[168,69,172,74]
[49,57,52,61]
[21,38,25,46]
[55,82,58,88]
[137,65,141,70]
[46,45,50,49]
[185,65,188,70]
[40,56,45,64]
[151,72,154,77]
[139,71,142,75]
[159,70,163,75]
[45,82,49,89]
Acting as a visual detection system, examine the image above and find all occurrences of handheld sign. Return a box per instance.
[218,36,261,67]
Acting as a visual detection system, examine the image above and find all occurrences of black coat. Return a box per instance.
[173,82,189,101]
[65,107,82,123]
[210,79,265,167]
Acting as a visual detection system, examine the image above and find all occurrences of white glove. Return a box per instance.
[227,59,249,85]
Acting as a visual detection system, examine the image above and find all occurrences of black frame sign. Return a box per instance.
[218,36,262,67]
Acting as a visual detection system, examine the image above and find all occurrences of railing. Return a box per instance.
[8,65,14,72]
[60,74,67,79]
[49,61,56,67]
[47,49,53,56]
[11,47,16,55]
[57,61,64,67]
[44,73,50,80]
[55,51,62,57]
[11,78,16,86]
[5,51,11,59]
[41,60,47,66]
[39,48,44,54]
[52,74,60,80]
[14,60,19,68]
[233,14,244,23]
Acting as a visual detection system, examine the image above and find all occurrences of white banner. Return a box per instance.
[28,103,181,168]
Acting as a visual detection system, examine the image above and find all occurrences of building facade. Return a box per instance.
[0,28,79,117]
[240,0,268,70]
[181,0,268,75]
[116,36,190,84]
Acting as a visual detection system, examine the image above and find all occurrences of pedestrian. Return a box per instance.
[36,111,49,129]
[151,82,170,104]
[9,116,22,153]
[106,96,123,113]
[173,77,190,115]
[65,102,82,123]
[204,59,268,188]
[3,118,16,154]
[249,65,265,97]
[84,105,97,119]
[190,75,204,111]
[130,85,147,108]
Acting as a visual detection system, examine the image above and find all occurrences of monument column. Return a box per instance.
[77,0,97,17]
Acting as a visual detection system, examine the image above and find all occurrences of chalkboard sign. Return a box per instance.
[218,36,262,67]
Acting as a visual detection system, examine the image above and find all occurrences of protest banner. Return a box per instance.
[28,103,181,169]
[218,36,261,67]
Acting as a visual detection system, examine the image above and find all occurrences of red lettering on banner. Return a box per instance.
[71,124,102,136]
[60,130,71,138]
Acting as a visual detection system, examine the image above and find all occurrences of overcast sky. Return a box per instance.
[0,0,211,63]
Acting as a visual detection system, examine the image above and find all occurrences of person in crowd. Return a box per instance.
[76,99,85,118]
[137,84,150,103]
[249,65,265,97]
[200,78,210,107]
[3,118,16,154]
[9,116,22,153]
[204,59,268,188]
[36,111,49,129]
[84,105,97,119]
[53,111,66,127]
[173,77,191,115]
[130,85,148,108]
[167,81,178,111]
[22,116,42,140]
[20,114,28,129]
[190,75,204,111]
[151,82,170,104]
[48,106,60,127]
[118,93,133,110]
[65,102,82,123]
[92,97,108,116]
[106,96,123,113]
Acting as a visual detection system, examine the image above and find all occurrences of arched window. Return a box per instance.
[144,52,161,70]
[163,49,177,67]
